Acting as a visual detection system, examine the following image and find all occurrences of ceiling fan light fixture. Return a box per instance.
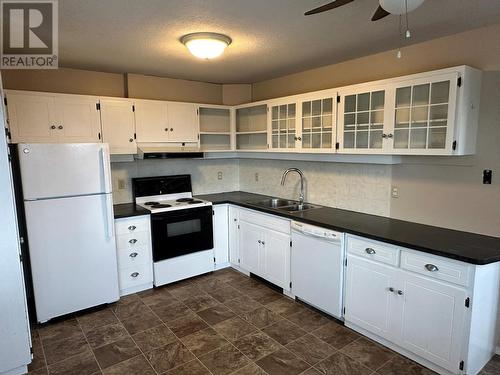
[379,0,425,15]
[181,32,232,59]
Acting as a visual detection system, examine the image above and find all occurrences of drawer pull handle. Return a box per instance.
[365,248,376,255]
[131,272,139,278]
[128,225,136,231]
[129,252,138,258]
[129,239,137,244]
[425,264,439,272]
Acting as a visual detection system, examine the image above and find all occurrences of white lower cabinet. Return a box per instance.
[237,208,291,290]
[213,204,229,269]
[344,235,500,375]
[114,215,153,296]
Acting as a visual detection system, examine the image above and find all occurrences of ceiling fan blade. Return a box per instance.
[371,5,391,21]
[304,0,354,16]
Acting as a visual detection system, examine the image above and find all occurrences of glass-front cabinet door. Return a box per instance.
[338,87,388,153]
[299,94,336,151]
[269,101,297,150]
[391,73,457,154]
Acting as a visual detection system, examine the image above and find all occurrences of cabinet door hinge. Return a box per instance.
[30,346,33,355]
[465,297,470,308]
[290,240,292,247]
[212,210,215,215]
[213,257,216,263]
[134,133,137,140]
[19,253,23,262]
[457,77,462,87]
[98,132,101,140]
[237,224,240,229]
[5,127,11,141]
[3,97,7,106]
[289,281,292,288]
[459,360,464,371]
[197,108,199,115]
[132,104,135,112]
[96,102,101,110]
[343,306,346,315]
[336,95,340,103]
[238,258,240,263]
[452,140,457,150]
[335,142,340,150]
[344,258,347,267]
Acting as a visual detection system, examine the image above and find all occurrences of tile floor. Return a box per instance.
[28,268,499,375]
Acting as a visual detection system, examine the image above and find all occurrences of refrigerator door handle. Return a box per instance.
[101,146,112,193]
[105,194,115,239]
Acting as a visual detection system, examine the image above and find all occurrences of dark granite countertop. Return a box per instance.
[196,191,500,265]
[113,203,150,219]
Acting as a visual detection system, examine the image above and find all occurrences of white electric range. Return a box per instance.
[132,175,215,286]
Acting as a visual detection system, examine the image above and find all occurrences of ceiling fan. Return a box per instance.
[304,0,425,21]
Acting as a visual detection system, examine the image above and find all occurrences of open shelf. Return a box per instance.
[199,107,231,133]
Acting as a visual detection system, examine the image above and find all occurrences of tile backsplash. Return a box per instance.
[238,159,391,216]
[111,158,239,204]
[111,158,391,217]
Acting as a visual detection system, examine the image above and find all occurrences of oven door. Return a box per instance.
[151,206,213,262]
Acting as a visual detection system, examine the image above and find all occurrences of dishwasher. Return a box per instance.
[291,221,345,319]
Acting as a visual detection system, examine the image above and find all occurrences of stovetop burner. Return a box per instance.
[151,204,172,208]
[144,201,159,206]
[188,200,203,204]
[176,198,194,202]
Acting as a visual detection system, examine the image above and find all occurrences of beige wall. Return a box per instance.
[222,84,252,105]
[252,23,500,101]
[1,68,125,97]
[126,73,222,104]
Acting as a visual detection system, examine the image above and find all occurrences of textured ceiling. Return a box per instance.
[59,0,500,83]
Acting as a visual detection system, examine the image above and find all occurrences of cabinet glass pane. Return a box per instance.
[312,116,321,128]
[279,134,287,148]
[395,108,409,125]
[412,84,430,106]
[322,115,332,129]
[357,112,369,125]
[311,100,321,116]
[302,102,311,117]
[288,104,296,117]
[394,129,409,148]
[272,135,278,148]
[322,98,333,115]
[288,118,295,130]
[302,133,311,148]
[303,117,311,130]
[429,127,446,149]
[311,133,321,148]
[429,104,448,121]
[371,110,384,124]
[272,120,278,131]
[410,129,427,148]
[272,106,278,120]
[345,95,356,113]
[370,130,383,149]
[371,91,385,110]
[431,81,450,104]
[279,105,287,118]
[411,107,428,126]
[288,134,296,148]
[271,102,297,149]
[357,93,370,111]
[344,132,355,148]
[356,131,368,148]
[344,113,355,127]
[280,119,286,130]
[396,87,411,107]
[322,132,332,148]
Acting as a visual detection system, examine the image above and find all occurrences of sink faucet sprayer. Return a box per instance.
[280,168,305,205]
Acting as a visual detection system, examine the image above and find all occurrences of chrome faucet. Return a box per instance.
[280,168,305,205]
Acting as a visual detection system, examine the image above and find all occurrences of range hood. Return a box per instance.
[136,143,204,159]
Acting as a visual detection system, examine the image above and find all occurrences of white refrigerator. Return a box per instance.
[18,143,119,323]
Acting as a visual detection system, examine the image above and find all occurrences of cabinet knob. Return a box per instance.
[382,134,387,138]
[261,241,265,245]
[50,125,56,130]
[170,128,174,131]
[387,133,393,139]
[233,218,237,222]
[58,125,63,130]
[365,247,376,255]
[129,239,137,244]
[388,287,395,293]
[131,272,139,278]
[129,252,138,258]
[258,240,261,244]
[129,138,134,142]
[128,225,136,231]
[297,137,302,141]
[165,128,169,131]
[397,290,404,295]
[424,264,439,272]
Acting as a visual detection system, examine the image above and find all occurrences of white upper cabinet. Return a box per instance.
[269,100,297,150]
[167,102,199,142]
[235,104,268,150]
[135,100,199,143]
[5,90,101,143]
[299,93,337,152]
[100,98,136,155]
[135,100,169,143]
[338,86,389,153]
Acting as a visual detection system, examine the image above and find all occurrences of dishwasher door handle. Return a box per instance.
[292,230,341,244]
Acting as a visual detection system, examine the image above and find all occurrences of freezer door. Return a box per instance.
[18,143,112,200]
[25,193,119,322]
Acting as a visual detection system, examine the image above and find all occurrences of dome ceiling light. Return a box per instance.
[181,32,232,60]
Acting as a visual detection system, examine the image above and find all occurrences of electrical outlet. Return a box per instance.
[483,169,492,184]
[117,178,126,190]
[391,186,399,198]
[255,173,259,182]
[217,171,223,180]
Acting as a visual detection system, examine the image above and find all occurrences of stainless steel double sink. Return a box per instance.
[247,198,320,213]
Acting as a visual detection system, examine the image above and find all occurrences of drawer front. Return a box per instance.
[116,231,150,250]
[117,245,151,269]
[239,208,290,234]
[400,250,471,287]
[119,263,152,290]
[347,236,400,266]
[115,215,150,235]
